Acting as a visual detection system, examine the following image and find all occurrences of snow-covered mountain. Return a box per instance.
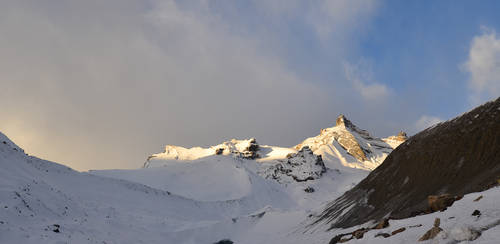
[143,138,296,168]
[95,114,404,209]
[2,107,499,244]
[143,114,405,170]
[296,114,406,170]
[88,115,407,241]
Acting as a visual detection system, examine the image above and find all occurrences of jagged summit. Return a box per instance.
[295,114,406,170]
[335,114,350,127]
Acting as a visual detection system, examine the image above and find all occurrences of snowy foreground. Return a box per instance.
[1,117,499,243]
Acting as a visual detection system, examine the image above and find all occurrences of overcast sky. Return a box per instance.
[1,0,499,170]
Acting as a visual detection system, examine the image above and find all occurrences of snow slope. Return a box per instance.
[1,107,499,244]
[293,186,500,244]
[0,132,292,244]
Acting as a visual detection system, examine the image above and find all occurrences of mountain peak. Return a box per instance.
[335,114,353,128]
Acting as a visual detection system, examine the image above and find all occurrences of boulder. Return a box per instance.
[428,194,458,212]
[418,218,443,241]
[375,232,391,238]
[391,227,406,235]
[373,218,390,229]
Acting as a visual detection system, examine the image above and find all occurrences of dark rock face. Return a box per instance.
[312,97,500,229]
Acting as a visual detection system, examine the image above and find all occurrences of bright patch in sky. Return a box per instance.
[0,0,499,170]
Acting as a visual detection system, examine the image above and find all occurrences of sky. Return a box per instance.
[1,0,499,171]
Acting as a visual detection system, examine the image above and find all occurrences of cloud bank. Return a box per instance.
[464,27,500,105]
[0,0,384,170]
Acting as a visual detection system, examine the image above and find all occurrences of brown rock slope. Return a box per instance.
[312,97,500,229]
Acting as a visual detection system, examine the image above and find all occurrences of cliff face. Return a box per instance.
[313,97,500,229]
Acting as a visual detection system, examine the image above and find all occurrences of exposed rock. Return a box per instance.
[328,233,352,244]
[409,224,423,228]
[352,228,368,239]
[296,114,402,169]
[428,194,459,212]
[334,115,368,161]
[473,195,483,202]
[240,138,259,159]
[373,218,390,229]
[328,228,368,243]
[391,227,406,235]
[434,217,441,227]
[310,97,500,229]
[213,240,233,244]
[262,146,326,183]
[215,148,224,155]
[418,218,443,241]
[304,186,315,193]
[375,232,391,238]
[472,209,481,217]
[143,138,261,167]
[338,237,352,243]
[385,131,408,143]
[50,224,60,233]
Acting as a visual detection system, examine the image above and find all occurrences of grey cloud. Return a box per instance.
[0,0,330,170]
[0,0,408,171]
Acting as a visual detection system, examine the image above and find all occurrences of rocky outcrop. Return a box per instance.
[418,218,443,241]
[427,194,461,212]
[261,146,326,183]
[384,131,407,143]
[236,138,259,159]
[311,97,500,229]
[334,115,369,161]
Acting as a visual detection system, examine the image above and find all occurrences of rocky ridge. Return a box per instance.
[144,138,260,167]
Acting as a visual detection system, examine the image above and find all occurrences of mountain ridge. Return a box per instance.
[143,114,406,171]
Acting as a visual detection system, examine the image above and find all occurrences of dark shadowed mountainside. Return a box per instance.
[312,97,500,229]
